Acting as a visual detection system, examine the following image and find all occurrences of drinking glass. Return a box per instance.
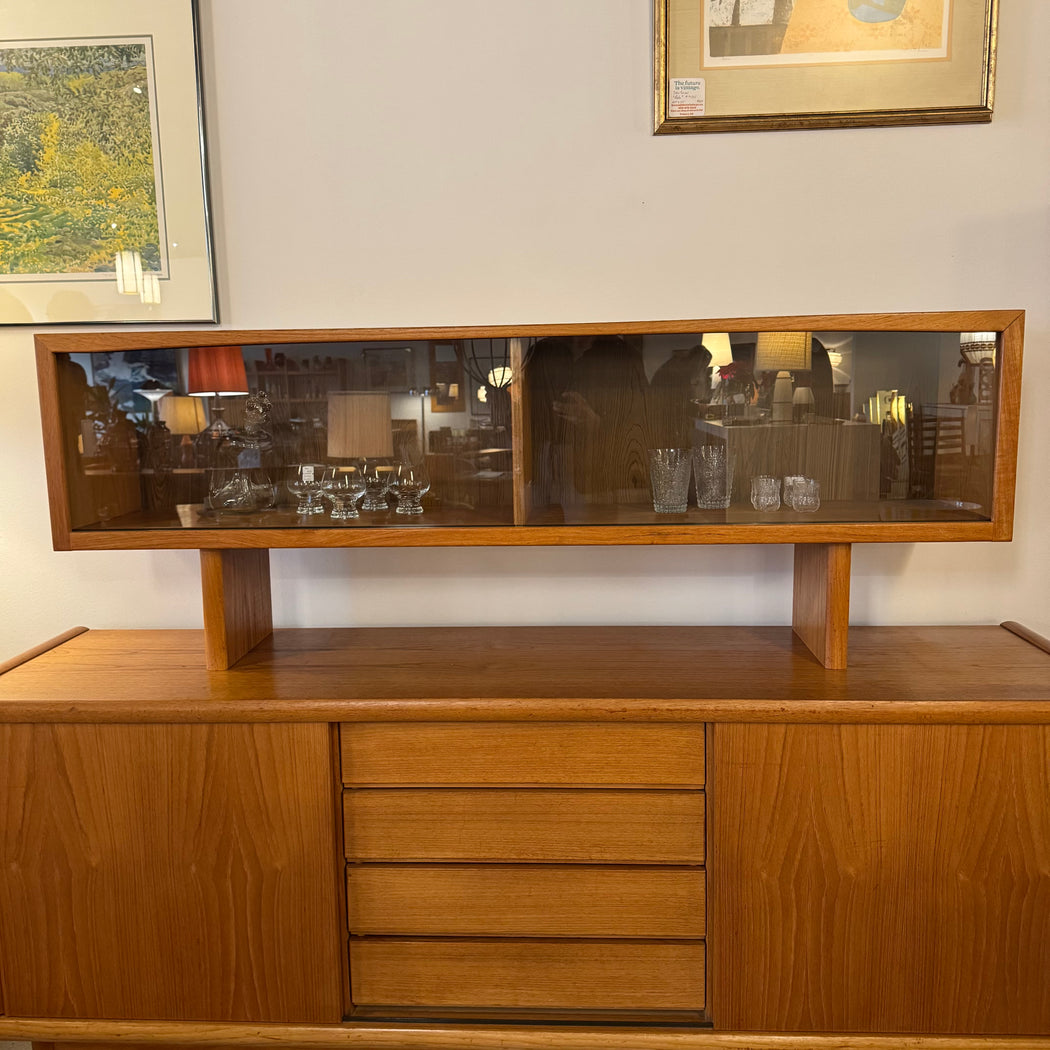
[360,460,394,512]
[392,461,431,515]
[287,463,327,515]
[750,475,781,512]
[791,477,821,513]
[783,474,805,510]
[694,446,732,510]
[648,448,691,514]
[323,468,366,521]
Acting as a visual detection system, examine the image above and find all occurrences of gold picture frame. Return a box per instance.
[655,0,998,133]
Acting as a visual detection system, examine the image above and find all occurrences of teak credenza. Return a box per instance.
[7,312,1047,1048]
[0,623,1049,1049]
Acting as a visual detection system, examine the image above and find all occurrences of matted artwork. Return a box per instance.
[655,0,998,132]
[0,0,215,323]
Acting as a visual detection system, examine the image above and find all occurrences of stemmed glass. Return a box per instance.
[323,468,366,521]
[392,461,431,515]
[360,460,394,512]
[287,463,327,515]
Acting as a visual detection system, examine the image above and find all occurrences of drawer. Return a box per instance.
[347,864,706,937]
[350,937,705,1010]
[340,722,705,787]
[343,789,705,863]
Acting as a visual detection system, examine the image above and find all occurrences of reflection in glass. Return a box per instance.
[57,326,1002,532]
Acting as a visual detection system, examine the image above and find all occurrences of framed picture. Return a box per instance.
[655,0,998,133]
[0,0,216,323]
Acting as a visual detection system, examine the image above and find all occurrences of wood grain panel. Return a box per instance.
[10,1024,1050,1050]
[347,865,706,937]
[0,627,87,676]
[350,938,705,1010]
[35,312,1025,354]
[792,542,851,669]
[2,626,1050,724]
[992,312,1023,539]
[710,723,1050,1034]
[344,789,704,863]
[199,549,272,670]
[0,724,344,1022]
[340,723,705,786]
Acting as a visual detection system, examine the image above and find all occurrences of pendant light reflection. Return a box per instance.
[486,366,513,388]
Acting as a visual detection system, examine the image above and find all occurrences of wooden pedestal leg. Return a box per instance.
[792,542,851,669]
[200,549,273,670]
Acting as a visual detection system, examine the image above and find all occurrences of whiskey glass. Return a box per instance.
[750,475,781,512]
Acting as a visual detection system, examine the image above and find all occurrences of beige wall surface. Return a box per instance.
[1,0,1047,658]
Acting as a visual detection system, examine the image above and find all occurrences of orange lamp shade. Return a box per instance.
[187,346,249,397]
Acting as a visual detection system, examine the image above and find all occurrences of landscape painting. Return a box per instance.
[0,39,162,280]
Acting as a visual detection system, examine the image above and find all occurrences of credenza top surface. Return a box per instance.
[0,625,1047,724]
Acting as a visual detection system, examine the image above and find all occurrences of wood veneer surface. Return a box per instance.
[349,938,706,1011]
[343,789,705,863]
[11,1026,1050,1050]
[340,723,705,786]
[346,865,706,937]
[0,626,1048,723]
[710,723,1050,1034]
[0,723,344,1022]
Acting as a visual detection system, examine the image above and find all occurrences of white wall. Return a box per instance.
[1,0,1048,659]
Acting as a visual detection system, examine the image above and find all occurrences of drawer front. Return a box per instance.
[343,789,705,863]
[350,937,705,1010]
[347,864,706,937]
[340,722,705,787]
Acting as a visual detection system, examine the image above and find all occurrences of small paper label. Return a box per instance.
[302,465,314,483]
[669,77,706,118]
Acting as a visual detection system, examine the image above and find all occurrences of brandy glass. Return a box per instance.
[287,463,328,515]
[392,461,431,515]
[360,460,394,512]
[323,468,366,521]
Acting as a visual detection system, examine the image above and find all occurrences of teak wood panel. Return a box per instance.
[4,626,1050,724]
[343,789,705,863]
[792,542,851,669]
[710,723,1050,1035]
[0,723,344,1023]
[340,723,705,786]
[347,865,706,937]
[4,626,1050,723]
[199,549,273,670]
[349,938,705,1010]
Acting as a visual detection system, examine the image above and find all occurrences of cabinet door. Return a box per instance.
[710,724,1050,1034]
[0,724,344,1022]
